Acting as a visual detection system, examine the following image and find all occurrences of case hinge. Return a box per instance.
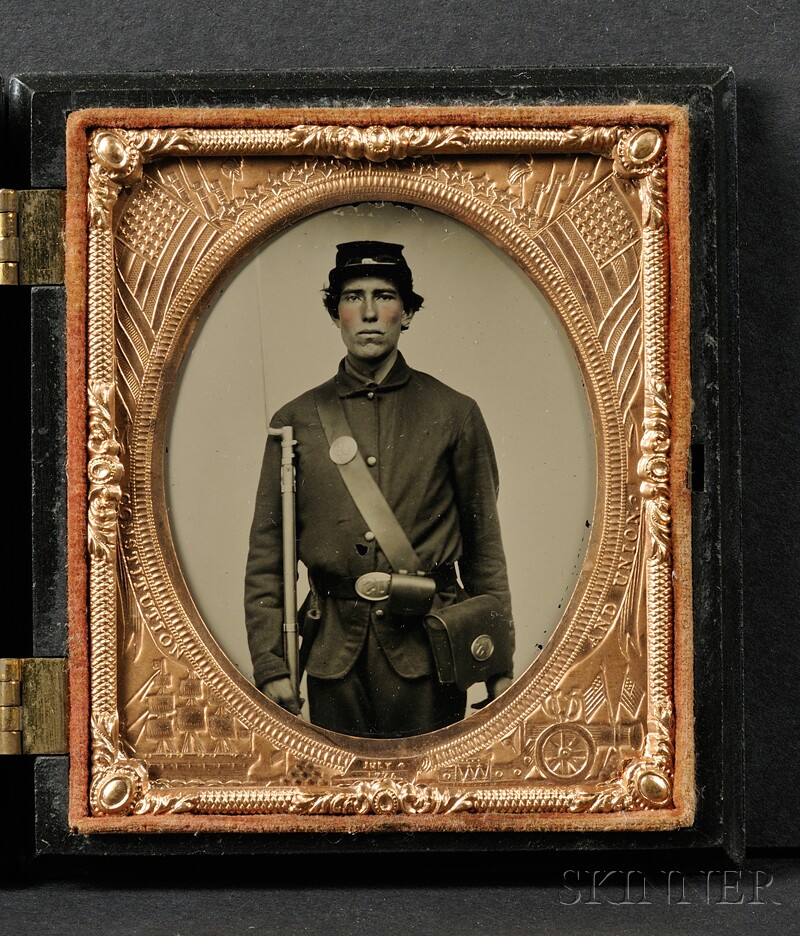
[0,658,67,754]
[0,189,65,286]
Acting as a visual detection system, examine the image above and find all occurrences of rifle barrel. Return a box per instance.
[268,426,299,695]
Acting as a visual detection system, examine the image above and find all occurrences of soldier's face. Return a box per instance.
[335,276,414,367]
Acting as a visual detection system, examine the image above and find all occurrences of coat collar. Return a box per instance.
[335,351,413,398]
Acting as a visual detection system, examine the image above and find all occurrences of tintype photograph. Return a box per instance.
[67,108,693,831]
[167,202,594,734]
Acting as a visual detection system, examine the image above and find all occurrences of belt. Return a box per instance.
[318,564,458,601]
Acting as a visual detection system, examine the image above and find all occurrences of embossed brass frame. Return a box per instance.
[66,106,693,832]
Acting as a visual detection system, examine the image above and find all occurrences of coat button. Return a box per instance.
[364,531,375,541]
[374,609,385,618]
[367,391,375,400]
[366,455,377,466]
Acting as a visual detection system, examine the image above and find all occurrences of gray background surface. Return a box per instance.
[4,0,799,929]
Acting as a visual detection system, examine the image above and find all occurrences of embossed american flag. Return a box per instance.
[583,672,608,721]
[620,672,645,718]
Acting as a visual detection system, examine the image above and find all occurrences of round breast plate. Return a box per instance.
[329,435,359,465]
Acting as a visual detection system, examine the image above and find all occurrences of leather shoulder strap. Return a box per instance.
[314,388,423,574]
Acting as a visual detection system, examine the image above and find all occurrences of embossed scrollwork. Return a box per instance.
[88,130,144,228]
[87,380,124,563]
[640,166,668,229]
[289,781,474,816]
[283,123,631,161]
[564,124,628,157]
[627,125,675,794]
[288,124,472,162]
[121,128,197,160]
[639,379,672,562]
[613,127,668,228]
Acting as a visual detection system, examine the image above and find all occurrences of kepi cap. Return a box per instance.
[327,241,423,310]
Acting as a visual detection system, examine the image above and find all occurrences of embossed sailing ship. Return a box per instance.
[131,661,256,780]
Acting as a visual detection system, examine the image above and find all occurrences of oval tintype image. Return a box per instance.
[165,202,596,738]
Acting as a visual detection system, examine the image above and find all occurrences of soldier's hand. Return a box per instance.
[471,675,513,709]
[260,676,303,716]
[486,675,512,700]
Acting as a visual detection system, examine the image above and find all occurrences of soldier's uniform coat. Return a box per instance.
[245,352,513,733]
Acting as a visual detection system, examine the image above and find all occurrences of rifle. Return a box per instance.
[267,425,299,696]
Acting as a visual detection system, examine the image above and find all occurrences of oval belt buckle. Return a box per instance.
[354,571,391,601]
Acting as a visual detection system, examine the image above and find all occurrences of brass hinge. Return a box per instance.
[0,189,65,286]
[0,658,67,755]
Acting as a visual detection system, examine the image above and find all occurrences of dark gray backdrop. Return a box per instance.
[3,0,798,931]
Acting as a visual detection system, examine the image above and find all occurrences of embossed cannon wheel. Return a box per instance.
[535,723,595,783]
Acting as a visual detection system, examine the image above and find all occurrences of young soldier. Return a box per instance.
[245,241,513,737]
